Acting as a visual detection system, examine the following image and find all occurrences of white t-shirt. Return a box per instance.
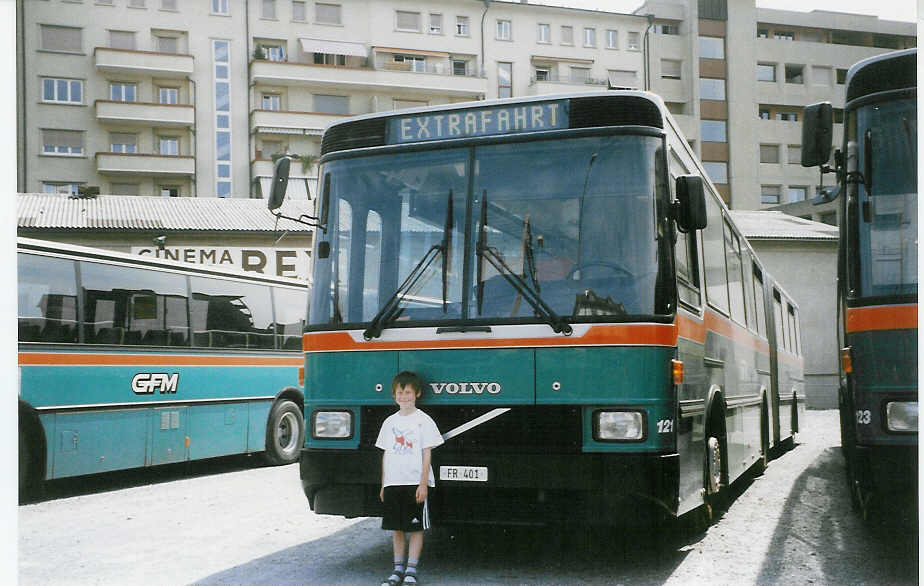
[375,409,444,488]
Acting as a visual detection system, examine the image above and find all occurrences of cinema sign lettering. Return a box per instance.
[132,246,310,280]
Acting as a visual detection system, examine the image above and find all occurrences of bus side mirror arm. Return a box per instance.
[267,155,329,233]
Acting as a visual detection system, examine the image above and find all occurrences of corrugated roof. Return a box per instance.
[729,210,839,241]
[17,194,314,233]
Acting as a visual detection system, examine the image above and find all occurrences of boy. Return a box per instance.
[376,371,444,586]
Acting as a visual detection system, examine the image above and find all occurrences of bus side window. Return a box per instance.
[702,193,729,314]
[190,276,274,349]
[273,286,307,350]
[787,303,799,356]
[675,229,701,309]
[752,264,767,338]
[742,253,756,333]
[772,289,786,352]
[724,219,747,325]
[17,252,79,343]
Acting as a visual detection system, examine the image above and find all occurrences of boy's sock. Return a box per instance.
[393,557,406,574]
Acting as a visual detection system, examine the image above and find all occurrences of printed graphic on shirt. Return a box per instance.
[391,426,416,454]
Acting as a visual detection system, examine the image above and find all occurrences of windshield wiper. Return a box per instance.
[363,190,453,340]
[475,191,572,336]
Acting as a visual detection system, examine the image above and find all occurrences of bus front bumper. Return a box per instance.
[300,449,679,525]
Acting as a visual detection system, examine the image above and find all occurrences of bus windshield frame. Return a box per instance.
[308,127,675,332]
[846,90,917,302]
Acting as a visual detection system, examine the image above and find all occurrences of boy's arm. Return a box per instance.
[415,447,432,503]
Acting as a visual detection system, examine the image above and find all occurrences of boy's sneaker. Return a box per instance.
[381,571,403,586]
[401,570,418,585]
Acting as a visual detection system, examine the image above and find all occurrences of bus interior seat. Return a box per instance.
[122,330,143,345]
[18,321,41,342]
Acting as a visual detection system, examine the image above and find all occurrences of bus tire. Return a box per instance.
[19,421,43,503]
[703,434,726,523]
[755,399,770,476]
[264,400,305,466]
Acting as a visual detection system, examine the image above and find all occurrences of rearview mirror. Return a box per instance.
[267,157,291,211]
[675,175,707,232]
[801,102,833,168]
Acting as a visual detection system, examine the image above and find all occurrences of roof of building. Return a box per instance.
[729,210,839,241]
[17,194,314,233]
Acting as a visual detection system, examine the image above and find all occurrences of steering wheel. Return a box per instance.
[566,261,632,281]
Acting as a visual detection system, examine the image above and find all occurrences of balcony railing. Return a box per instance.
[95,100,194,128]
[96,152,195,176]
[250,109,346,136]
[94,47,194,78]
[530,74,608,86]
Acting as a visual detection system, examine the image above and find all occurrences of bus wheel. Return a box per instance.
[755,401,770,476]
[703,435,725,522]
[264,400,305,466]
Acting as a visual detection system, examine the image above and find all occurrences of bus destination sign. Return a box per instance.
[388,100,569,144]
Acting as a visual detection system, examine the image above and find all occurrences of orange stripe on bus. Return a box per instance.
[303,324,678,352]
[846,304,918,333]
[18,353,303,367]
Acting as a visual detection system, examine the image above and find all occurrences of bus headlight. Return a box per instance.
[886,402,917,432]
[594,411,644,441]
[312,411,352,439]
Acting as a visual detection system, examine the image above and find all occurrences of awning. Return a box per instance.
[258,176,311,201]
[531,54,593,64]
[299,38,367,57]
[372,46,450,57]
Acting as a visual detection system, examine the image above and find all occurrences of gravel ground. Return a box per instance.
[17,409,919,585]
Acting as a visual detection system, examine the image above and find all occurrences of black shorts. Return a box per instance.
[381,485,431,532]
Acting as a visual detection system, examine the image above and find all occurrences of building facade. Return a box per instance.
[17,0,914,204]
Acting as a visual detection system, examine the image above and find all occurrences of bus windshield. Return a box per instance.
[854,97,918,298]
[309,134,668,329]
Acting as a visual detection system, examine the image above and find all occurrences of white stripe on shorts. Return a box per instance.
[422,498,430,530]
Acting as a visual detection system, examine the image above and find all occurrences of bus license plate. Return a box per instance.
[439,466,488,482]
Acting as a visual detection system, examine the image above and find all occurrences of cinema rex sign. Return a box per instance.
[132,246,310,280]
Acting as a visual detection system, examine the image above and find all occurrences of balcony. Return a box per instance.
[250,60,486,99]
[95,100,194,128]
[94,47,194,78]
[527,74,609,96]
[251,109,347,136]
[96,153,195,176]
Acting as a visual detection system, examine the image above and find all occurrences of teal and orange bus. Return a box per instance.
[275,91,804,525]
[803,49,917,518]
[18,238,308,498]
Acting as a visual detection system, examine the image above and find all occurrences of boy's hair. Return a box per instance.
[392,371,423,397]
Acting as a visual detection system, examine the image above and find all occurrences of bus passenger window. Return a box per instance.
[702,194,729,313]
[273,286,307,350]
[787,303,799,355]
[752,265,767,337]
[772,290,786,351]
[724,221,747,325]
[190,277,273,349]
[675,230,701,308]
[17,253,79,343]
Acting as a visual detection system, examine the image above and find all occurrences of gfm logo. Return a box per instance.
[131,373,179,395]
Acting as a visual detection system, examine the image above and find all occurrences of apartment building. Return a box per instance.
[17,0,914,207]
[642,0,915,216]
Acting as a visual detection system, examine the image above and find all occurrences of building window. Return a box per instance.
[560,25,573,45]
[787,145,801,164]
[42,78,83,104]
[700,78,726,100]
[425,13,441,34]
[698,36,724,59]
[836,68,847,84]
[393,54,425,72]
[583,27,596,47]
[109,132,137,153]
[43,182,82,195]
[260,44,286,61]
[834,108,844,124]
[537,23,550,43]
[212,0,229,15]
[159,87,178,104]
[40,25,82,53]
[607,69,637,88]
[627,31,640,51]
[313,52,345,66]
[396,11,421,32]
[812,65,832,86]
[314,94,349,115]
[701,120,727,142]
[775,110,798,122]
[774,30,794,40]
[213,39,232,198]
[42,129,84,156]
[570,66,589,83]
[110,82,137,102]
[758,107,770,120]
[292,1,306,21]
[757,27,769,38]
[159,136,179,156]
[606,29,618,49]
[109,30,136,50]
[788,186,807,203]
[760,144,779,163]
[654,23,679,35]
[452,59,468,76]
[262,93,281,110]
[497,62,512,98]
[160,185,179,197]
[661,59,681,80]
[157,35,179,53]
[785,64,804,84]
[761,185,781,204]
[456,16,469,36]
[262,0,276,19]
[757,63,775,82]
[703,162,728,184]
[534,67,550,81]
[496,19,511,41]
[315,2,341,25]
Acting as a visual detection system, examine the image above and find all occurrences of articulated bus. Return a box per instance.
[802,49,917,517]
[275,91,804,526]
[18,238,309,498]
